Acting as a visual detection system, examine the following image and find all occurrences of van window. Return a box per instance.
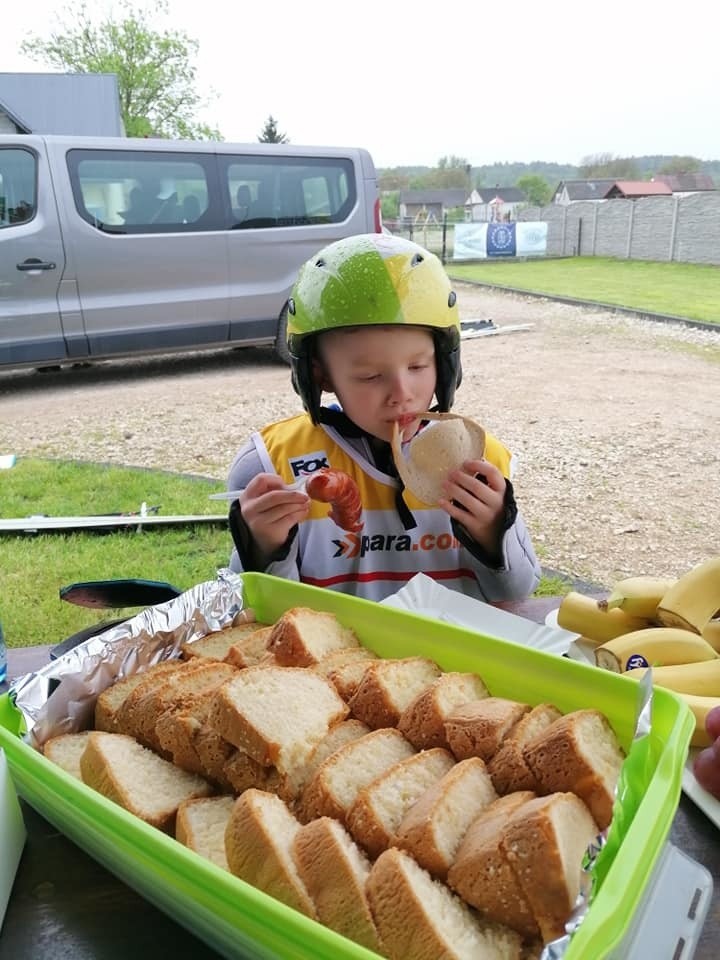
[221,155,355,229]
[0,147,36,227]
[66,149,217,233]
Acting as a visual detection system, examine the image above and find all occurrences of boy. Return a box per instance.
[227,233,540,602]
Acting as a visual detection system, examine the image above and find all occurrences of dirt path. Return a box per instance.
[1,283,718,587]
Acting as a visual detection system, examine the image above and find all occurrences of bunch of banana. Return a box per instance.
[557,557,720,747]
[594,628,719,674]
[556,591,653,643]
[625,662,720,747]
[655,556,720,633]
[597,576,675,618]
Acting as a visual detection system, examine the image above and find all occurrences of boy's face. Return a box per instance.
[315,325,437,442]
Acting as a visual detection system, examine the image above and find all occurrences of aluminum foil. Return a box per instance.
[10,568,245,750]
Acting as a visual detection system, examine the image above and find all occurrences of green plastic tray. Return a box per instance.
[0,572,694,960]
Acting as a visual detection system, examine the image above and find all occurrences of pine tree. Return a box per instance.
[258,115,289,143]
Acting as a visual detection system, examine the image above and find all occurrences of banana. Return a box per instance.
[702,619,720,653]
[556,591,653,645]
[598,575,675,618]
[594,627,719,673]
[655,556,720,633]
[625,659,720,697]
[675,692,720,748]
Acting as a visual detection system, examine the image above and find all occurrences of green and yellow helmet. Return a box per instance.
[287,233,461,423]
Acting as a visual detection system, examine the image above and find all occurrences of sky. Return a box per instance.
[5,0,720,169]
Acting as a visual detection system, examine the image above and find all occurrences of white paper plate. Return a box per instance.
[682,750,720,830]
[381,574,577,657]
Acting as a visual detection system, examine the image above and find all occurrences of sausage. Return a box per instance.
[305,468,364,533]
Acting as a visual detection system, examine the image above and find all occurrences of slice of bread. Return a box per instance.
[501,792,599,943]
[136,661,237,754]
[346,747,455,859]
[193,721,236,789]
[488,704,563,795]
[208,665,349,774]
[176,795,235,870]
[94,661,181,733]
[395,756,498,880]
[44,731,92,779]
[181,619,266,662]
[366,847,523,960]
[521,709,625,830]
[325,657,379,702]
[447,791,539,939]
[224,625,276,669]
[292,817,382,953]
[223,748,281,795]
[155,694,214,774]
[79,731,213,832]
[311,646,379,679]
[398,672,490,750]
[444,698,531,762]
[278,718,371,803]
[301,727,416,824]
[113,660,195,740]
[224,789,316,919]
[348,657,442,729]
[265,606,360,666]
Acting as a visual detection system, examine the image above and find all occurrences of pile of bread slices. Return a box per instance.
[42,606,626,960]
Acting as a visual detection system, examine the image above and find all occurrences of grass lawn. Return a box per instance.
[447,257,720,324]
[1,459,230,647]
[1,458,571,647]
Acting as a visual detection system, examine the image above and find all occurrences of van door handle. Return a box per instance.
[17,258,57,271]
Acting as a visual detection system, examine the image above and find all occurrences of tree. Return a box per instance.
[258,115,289,144]
[516,174,551,207]
[657,156,702,175]
[579,153,640,179]
[20,0,220,140]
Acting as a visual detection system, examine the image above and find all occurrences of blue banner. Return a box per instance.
[487,222,517,257]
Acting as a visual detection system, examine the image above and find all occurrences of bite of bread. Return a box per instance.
[42,604,626,960]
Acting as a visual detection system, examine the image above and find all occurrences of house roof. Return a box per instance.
[399,189,469,207]
[606,180,673,198]
[653,173,716,192]
[471,187,526,204]
[553,179,617,201]
[0,72,124,136]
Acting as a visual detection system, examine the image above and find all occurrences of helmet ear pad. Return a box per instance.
[290,335,323,424]
[432,329,462,412]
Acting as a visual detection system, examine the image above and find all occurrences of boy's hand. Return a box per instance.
[239,474,310,558]
[438,459,507,556]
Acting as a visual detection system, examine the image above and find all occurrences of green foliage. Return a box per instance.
[1,459,229,647]
[578,154,641,179]
[448,257,720,325]
[657,156,702,175]
[20,0,221,140]
[380,191,400,219]
[258,115,289,143]
[516,174,551,206]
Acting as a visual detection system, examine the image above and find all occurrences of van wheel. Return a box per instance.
[275,305,292,365]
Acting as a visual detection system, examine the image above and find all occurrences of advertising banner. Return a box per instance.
[453,222,547,260]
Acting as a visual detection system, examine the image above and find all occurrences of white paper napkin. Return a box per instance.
[381,573,577,657]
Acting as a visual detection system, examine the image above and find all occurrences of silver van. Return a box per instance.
[0,135,381,370]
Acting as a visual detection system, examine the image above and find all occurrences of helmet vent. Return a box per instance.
[448,291,457,307]
[315,257,326,267]
[410,253,424,267]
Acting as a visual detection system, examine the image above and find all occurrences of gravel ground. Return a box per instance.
[1,282,719,588]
